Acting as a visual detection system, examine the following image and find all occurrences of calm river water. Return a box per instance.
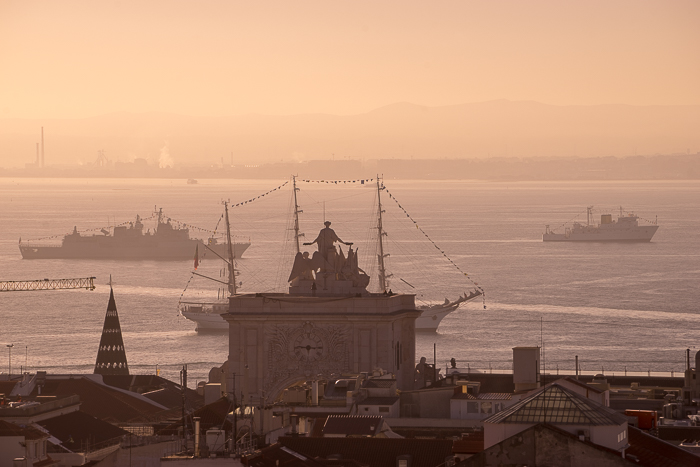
[0,178,698,386]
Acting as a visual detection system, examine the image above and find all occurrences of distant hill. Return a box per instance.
[1,100,699,168]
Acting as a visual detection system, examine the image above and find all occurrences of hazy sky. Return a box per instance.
[1,0,699,119]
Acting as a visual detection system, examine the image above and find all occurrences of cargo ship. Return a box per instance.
[19,208,250,260]
[543,207,658,242]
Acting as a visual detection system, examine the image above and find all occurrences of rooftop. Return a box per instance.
[280,437,454,467]
[485,383,627,426]
[322,415,384,437]
[0,419,48,440]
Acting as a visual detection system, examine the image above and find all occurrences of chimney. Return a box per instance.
[513,347,540,392]
[311,380,319,406]
[194,417,201,457]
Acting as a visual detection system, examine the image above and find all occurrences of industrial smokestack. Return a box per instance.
[41,127,44,168]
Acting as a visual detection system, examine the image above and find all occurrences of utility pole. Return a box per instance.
[232,373,237,453]
[181,364,188,452]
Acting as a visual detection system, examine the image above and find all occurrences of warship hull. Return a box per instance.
[20,240,250,260]
[543,225,658,242]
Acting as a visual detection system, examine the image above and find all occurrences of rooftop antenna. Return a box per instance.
[292,176,304,254]
[376,175,391,292]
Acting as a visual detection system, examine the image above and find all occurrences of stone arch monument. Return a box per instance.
[224,222,419,404]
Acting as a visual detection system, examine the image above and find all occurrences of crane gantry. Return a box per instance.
[0,277,96,292]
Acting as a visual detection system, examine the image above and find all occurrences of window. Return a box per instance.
[481,402,492,414]
[379,407,389,413]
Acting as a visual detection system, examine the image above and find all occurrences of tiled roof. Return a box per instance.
[29,377,165,424]
[322,415,383,437]
[31,458,59,467]
[0,419,48,440]
[243,443,336,467]
[0,381,18,395]
[158,397,232,435]
[358,397,399,406]
[627,425,700,467]
[280,437,454,467]
[452,431,484,454]
[37,410,128,451]
[485,383,627,426]
[142,388,185,408]
[101,374,204,409]
[452,393,477,400]
[363,380,395,389]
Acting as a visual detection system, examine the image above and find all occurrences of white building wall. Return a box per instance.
[358,402,399,418]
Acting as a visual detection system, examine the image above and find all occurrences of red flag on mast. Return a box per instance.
[194,244,199,270]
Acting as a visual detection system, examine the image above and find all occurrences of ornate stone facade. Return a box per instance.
[224,294,419,403]
[224,222,419,403]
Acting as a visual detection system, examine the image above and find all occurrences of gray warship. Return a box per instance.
[19,208,250,260]
[543,206,659,242]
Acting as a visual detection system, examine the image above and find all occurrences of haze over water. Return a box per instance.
[1,178,697,386]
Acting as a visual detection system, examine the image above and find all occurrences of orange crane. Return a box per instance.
[0,277,96,292]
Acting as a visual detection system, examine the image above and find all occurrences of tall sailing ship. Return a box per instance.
[19,208,250,260]
[180,178,482,332]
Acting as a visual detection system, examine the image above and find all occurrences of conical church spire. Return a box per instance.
[94,286,129,375]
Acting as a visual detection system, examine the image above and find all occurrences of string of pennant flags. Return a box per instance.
[299,178,375,184]
[382,186,484,294]
[179,181,289,312]
[620,208,658,226]
[230,181,289,207]
[548,208,589,233]
[177,212,226,315]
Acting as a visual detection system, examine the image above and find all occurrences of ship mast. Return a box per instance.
[224,201,237,296]
[292,176,304,253]
[376,176,391,292]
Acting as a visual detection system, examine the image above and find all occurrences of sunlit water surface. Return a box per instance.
[0,178,698,386]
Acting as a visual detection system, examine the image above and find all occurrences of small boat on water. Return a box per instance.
[19,208,250,260]
[543,206,659,242]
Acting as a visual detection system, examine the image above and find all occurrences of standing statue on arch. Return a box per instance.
[304,221,353,263]
[289,221,370,293]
